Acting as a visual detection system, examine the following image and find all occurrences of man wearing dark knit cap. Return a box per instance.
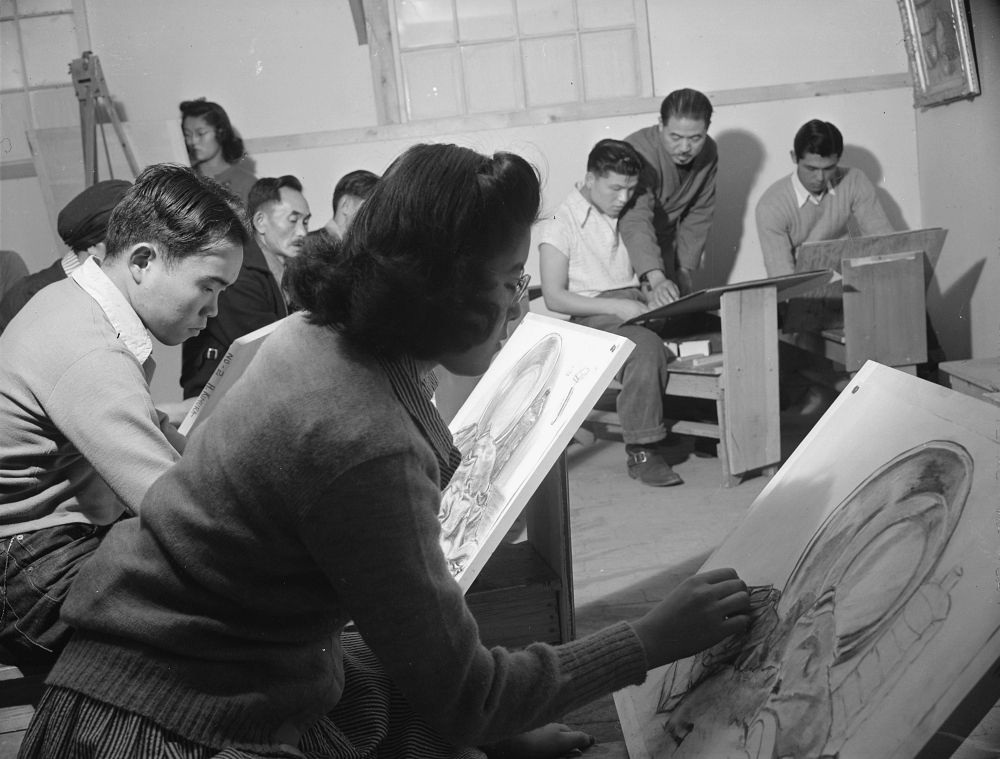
[0,179,132,333]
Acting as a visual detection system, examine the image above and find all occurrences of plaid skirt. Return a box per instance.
[18,633,486,759]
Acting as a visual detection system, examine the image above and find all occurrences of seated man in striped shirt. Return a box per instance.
[756,119,894,277]
[539,139,680,487]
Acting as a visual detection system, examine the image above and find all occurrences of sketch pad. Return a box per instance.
[441,313,633,592]
[178,318,286,436]
[614,362,1000,759]
[623,270,832,325]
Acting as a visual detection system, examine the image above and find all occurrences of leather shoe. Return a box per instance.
[625,445,683,487]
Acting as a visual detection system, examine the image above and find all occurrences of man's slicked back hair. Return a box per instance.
[587,139,642,178]
[793,119,844,160]
[332,170,380,211]
[660,88,713,127]
[103,163,249,265]
[248,175,304,219]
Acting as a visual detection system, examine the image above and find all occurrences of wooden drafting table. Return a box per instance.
[625,271,832,486]
[782,228,947,377]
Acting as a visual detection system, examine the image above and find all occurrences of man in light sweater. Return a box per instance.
[756,119,894,277]
[621,89,718,307]
[0,164,248,665]
[540,140,681,487]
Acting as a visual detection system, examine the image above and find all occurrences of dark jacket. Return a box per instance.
[180,237,288,398]
[0,259,67,335]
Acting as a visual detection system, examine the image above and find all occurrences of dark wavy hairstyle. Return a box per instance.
[587,139,642,178]
[286,143,541,360]
[794,119,844,160]
[179,98,246,164]
[332,170,380,211]
[660,88,713,128]
[104,163,250,265]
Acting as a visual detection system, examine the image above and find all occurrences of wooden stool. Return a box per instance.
[939,359,1000,406]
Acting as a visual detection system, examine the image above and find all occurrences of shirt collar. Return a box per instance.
[71,257,153,364]
[791,170,837,207]
[568,184,618,228]
[60,250,82,277]
[375,351,462,488]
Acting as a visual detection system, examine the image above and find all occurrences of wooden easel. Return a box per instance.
[69,52,139,187]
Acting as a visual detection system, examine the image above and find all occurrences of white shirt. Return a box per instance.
[71,257,152,364]
[538,186,640,298]
[791,169,838,208]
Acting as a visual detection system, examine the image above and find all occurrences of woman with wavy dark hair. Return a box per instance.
[180,98,256,202]
[20,143,749,759]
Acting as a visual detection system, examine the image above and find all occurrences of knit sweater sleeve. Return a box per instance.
[755,183,797,277]
[298,450,649,746]
[620,130,666,277]
[846,169,894,236]
[45,346,181,513]
[675,149,717,270]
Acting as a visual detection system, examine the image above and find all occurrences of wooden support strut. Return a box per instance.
[69,52,140,187]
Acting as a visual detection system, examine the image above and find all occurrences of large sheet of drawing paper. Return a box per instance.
[785,228,947,333]
[624,270,832,325]
[442,313,633,592]
[178,318,285,435]
[614,361,1000,759]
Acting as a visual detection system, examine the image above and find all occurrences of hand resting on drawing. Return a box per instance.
[604,297,649,322]
[630,567,752,670]
[485,723,595,759]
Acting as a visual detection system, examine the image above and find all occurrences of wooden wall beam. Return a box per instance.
[242,71,912,156]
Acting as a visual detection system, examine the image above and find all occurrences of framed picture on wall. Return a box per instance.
[897,0,980,107]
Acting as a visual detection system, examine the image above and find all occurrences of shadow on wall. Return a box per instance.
[927,256,986,361]
[841,144,909,232]
[695,129,765,290]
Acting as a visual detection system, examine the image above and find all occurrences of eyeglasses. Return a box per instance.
[510,272,531,305]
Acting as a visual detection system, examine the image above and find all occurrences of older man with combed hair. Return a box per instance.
[0,164,247,665]
[180,174,310,400]
[0,180,131,333]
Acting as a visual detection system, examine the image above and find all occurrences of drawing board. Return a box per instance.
[614,362,1000,759]
[624,270,832,325]
[178,318,285,435]
[785,228,947,333]
[442,313,633,592]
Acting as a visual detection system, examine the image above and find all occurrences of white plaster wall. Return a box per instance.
[647,0,910,93]
[914,0,1000,362]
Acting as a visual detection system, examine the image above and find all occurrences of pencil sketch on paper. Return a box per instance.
[648,440,972,759]
[439,333,562,576]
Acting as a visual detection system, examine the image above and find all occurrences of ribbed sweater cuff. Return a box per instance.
[550,620,648,715]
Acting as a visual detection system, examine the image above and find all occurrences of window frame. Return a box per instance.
[362,0,653,126]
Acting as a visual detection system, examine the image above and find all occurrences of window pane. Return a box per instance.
[0,1,15,18]
[581,29,638,100]
[521,35,580,107]
[577,0,634,30]
[18,0,72,15]
[462,42,521,114]
[456,0,514,42]
[516,0,574,36]
[401,48,463,120]
[30,84,77,128]
[0,21,24,89]
[395,0,455,49]
[21,13,77,86]
[0,91,32,160]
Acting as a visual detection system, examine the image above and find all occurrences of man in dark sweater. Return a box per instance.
[0,180,131,334]
[621,89,718,307]
[180,174,310,400]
